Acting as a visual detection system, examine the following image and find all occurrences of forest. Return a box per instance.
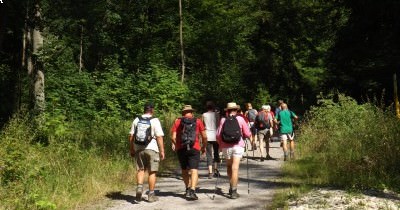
[1,0,400,209]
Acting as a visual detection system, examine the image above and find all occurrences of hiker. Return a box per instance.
[202,101,221,179]
[254,105,275,161]
[217,102,251,199]
[171,105,207,200]
[244,103,258,150]
[274,103,298,161]
[274,99,284,116]
[129,103,165,202]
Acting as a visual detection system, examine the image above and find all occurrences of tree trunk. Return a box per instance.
[179,0,185,83]
[79,23,84,73]
[394,73,400,118]
[24,1,45,122]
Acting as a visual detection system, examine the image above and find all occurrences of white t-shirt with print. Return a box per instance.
[129,114,164,152]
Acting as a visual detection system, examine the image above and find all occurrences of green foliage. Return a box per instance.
[252,85,274,109]
[0,114,135,210]
[134,64,189,112]
[295,93,400,190]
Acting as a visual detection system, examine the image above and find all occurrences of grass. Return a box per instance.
[0,111,180,210]
[268,93,400,209]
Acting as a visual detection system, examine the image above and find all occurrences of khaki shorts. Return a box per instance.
[135,149,160,172]
[257,128,272,142]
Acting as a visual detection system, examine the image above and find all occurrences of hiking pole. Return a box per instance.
[246,138,250,194]
[212,163,219,200]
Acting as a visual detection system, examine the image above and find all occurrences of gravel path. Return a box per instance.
[100,141,284,210]
[288,188,400,210]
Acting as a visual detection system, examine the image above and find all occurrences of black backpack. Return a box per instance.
[255,112,271,130]
[222,116,242,143]
[180,117,197,147]
[134,116,153,145]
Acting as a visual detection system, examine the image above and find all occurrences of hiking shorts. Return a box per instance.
[135,149,160,172]
[257,128,272,142]
[222,146,244,159]
[249,122,257,135]
[280,133,295,144]
[177,148,200,170]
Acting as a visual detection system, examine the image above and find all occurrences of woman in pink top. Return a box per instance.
[216,102,251,199]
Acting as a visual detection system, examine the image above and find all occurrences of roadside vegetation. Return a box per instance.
[270,93,400,209]
[0,112,179,210]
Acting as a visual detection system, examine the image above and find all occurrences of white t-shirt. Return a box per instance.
[202,111,218,142]
[129,114,164,152]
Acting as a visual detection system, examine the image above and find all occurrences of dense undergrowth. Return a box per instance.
[270,94,400,209]
[0,111,178,210]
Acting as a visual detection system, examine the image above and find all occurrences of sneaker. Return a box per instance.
[136,186,143,201]
[184,188,190,198]
[208,173,213,179]
[136,191,142,202]
[260,156,264,162]
[230,189,240,199]
[187,189,198,200]
[148,193,159,203]
[266,155,276,160]
[213,169,220,177]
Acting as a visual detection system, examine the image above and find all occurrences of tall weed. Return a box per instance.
[0,114,135,210]
[296,93,400,190]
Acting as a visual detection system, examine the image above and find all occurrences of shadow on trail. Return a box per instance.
[105,191,137,204]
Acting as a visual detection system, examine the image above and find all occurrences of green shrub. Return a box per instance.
[296,93,400,190]
[0,114,135,210]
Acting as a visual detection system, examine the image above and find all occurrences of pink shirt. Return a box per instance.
[216,115,251,149]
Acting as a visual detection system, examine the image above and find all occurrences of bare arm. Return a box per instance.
[129,135,135,157]
[200,130,207,154]
[171,131,177,151]
[156,136,165,160]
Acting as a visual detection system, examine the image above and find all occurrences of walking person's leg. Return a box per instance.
[258,131,265,161]
[289,134,295,160]
[281,134,289,161]
[147,150,160,202]
[229,147,243,199]
[212,142,220,177]
[186,149,200,200]
[206,142,213,178]
[135,150,146,201]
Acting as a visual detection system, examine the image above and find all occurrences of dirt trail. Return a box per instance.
[99,141,284,210]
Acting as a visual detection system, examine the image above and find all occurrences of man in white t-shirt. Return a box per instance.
[129,103,165,202]
[202,101,221,179]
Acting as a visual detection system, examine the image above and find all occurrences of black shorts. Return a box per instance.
[177,148,200,170]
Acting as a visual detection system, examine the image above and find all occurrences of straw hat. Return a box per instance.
[224,102,239,111]
[182,105,195,112]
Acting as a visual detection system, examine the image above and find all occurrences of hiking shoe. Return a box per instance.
[148,193,159,203]
[266,155,276,160]
[184,188,190,198]
[136,191,142,202]
[187,189,198,201]
[136,186,143,201]
[213,170,220,177]
[208,173,213,179]
[230,189,240,199]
